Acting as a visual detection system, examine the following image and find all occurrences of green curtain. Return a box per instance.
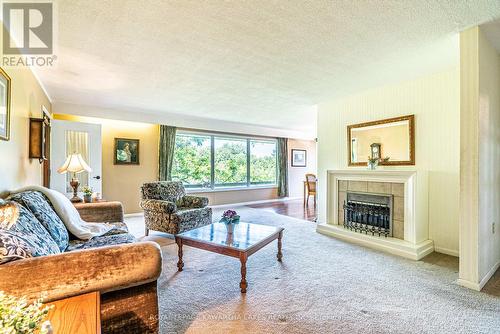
[159,125,177,181]
[277,137,289,197]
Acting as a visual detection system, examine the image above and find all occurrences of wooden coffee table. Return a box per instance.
[175,222,284,293]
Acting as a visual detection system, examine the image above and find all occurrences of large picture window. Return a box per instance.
[172,132,277,190]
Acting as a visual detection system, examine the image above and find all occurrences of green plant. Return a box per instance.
[82,186,93,196]
[0,291,53,334]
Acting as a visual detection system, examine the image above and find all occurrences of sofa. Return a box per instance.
[0,190,162,334]
[140,181,212,235]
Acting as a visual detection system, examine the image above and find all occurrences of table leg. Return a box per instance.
[175,237,184,272]
[277,231,283,262]
[239,254,248,293]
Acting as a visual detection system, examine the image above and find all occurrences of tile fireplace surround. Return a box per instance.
[317,170,434,260]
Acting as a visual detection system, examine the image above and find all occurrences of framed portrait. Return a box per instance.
[0,67,12,141]
[114,138,140,165]
[291,149,307,167]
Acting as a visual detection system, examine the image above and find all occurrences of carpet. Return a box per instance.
[131,208,500,334]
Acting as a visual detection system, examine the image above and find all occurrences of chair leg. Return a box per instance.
[314,194,316,208]
[145,227,149,236]
[306,194,309,207]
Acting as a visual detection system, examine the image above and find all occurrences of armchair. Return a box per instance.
[140,181,212,235]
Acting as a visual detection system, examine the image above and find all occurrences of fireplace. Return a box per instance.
[343,191,393,237]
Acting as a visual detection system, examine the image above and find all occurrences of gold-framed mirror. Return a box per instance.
[348,115,415,166]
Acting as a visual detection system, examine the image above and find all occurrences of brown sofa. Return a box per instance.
[0,197,162,334]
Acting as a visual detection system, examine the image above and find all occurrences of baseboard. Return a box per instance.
[457,260,500,291]
[316,223,434,260]
[434,246,459,257]
[210,196,302,208]
[124,196,302,217]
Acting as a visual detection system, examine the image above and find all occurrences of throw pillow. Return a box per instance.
[0,229,33,264]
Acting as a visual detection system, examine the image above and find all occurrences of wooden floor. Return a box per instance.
[245,199,500,296]
[246,199,317,222]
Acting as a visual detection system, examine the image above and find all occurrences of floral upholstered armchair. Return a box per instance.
[140,181,212,235]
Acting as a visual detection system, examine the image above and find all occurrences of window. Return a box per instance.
[250,140,277,185]
[214,137,247,187]
[172,134,211,188]
[172,132,277,190]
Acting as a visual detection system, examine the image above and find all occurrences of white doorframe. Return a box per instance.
[50,120,102,197]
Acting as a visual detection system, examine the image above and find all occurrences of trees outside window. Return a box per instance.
[172,132,277,189]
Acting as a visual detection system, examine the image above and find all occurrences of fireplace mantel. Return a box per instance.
[316,169,434,260]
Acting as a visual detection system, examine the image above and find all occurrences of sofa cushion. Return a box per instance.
[6,203,61,256]
[66,233,136,252]
[0,229,33,264]
[8,191,69,251]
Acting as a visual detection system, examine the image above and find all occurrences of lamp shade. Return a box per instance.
[57,153,92,174]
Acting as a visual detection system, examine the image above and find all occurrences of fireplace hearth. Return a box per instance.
[343,191,393,237]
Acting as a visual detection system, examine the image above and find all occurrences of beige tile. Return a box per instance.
[338,180,348,191]
[393,196,404,221]
[338,191,346,224]
[393,219,404,240]
[392,183,405,197]
[367,182,391,194]
[348,181,368,192]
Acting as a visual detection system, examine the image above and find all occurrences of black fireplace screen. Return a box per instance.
[343,191,393,237]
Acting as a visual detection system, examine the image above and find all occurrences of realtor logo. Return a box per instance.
[2,2,53,55]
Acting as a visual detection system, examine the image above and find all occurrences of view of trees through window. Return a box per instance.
[172,132,277,189]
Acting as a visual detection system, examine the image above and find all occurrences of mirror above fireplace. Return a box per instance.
[347,115,415,166]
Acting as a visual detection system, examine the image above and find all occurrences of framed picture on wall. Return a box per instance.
[0,67,12,141]
[291,149,307,167]
[114,138,140,165]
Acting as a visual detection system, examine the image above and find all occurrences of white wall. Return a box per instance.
[459,26,500,290]
[288,138,317,198]
[317,67,460,256]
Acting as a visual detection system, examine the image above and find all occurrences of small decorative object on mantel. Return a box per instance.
[82,186,93,203]
[367,156,390,170]
[0,67,11,141]
[0,291,54,334]
[220,209,240,234]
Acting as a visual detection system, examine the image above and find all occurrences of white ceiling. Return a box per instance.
[38,0,500,138]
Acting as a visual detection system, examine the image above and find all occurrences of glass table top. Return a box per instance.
[177,222,283,251]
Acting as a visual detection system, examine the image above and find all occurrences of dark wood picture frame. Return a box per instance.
[291,149,307,167]
[347,114,415,166]
[114,138,140,165]
[0,67,12,141]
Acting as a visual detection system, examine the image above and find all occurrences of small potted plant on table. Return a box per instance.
[82,186,93,203]
[219,210,240,234]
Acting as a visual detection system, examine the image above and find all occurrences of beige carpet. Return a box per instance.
[126,208,500,334]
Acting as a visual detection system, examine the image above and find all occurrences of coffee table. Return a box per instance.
[175,222,284,293]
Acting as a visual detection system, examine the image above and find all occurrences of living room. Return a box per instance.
[0,1,499,334]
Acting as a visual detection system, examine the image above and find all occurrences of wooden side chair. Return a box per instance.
[305,173,317,207]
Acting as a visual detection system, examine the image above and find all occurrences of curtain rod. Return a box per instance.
[176,126,280,140]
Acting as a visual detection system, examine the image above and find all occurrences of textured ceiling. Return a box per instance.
[38,1,500,137]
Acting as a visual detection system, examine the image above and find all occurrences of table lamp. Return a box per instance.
[57,153,92,203]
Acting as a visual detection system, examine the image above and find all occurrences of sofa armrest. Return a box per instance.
[74,201,124,223]
[140,199,177,213]
[180,195,209,208]
[0,241,162,303]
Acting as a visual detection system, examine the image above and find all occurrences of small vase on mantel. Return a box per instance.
[367,160,378,170]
